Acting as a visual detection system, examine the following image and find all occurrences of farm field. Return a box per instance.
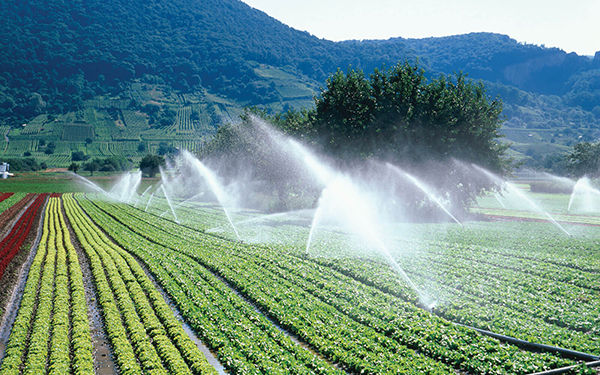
[0,184,597,374]
[136,195,600,358]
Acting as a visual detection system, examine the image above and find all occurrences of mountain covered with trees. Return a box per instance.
[1,0,599,168]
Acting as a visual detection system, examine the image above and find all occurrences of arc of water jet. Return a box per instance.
[182,151,240,240]
[309,178,434,307]
[210,208,313,233]
[69,172,109,195]
[568,177,600,213]
[135,185,153,208]
[145,192,155,212]
[174,192,205,210]
[109,171,142,203]
[567,190,576,213]
[494,192,506,209]
[386,163,462,226]
[161,184,180,224]
[473,164,571,236]
[305,203,324,254]
[508,183,570,236]
[246,122,433,305]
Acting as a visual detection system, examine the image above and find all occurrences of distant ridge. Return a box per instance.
[0,0,599,166]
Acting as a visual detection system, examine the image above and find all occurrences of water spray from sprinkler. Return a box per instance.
[386,163,462,226]
[472,164,571,236]
[181,151,241,240]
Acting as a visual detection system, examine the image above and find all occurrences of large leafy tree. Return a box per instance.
[307,63,511,211]
[313,63,508,172]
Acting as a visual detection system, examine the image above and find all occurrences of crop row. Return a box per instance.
[0,192,14,203]
[0,193,35,231]
[141,195,247,230]
[176,106,194,132]
[1,197,94,375]
[83,197,577,374]
[62,194,215,375]
[0,194,39,317]
[0,193,26,214]
[394,245,599,333]
[75,194,342,374]
[144,199,600,355]
[0,194,47,280]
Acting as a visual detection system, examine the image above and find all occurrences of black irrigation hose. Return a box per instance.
[451,322,600,362]
[528,360,600,375]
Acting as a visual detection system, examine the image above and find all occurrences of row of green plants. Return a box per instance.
[141,195,242,229]
[90,199,455,374]
[63,194,215,375]
[149,197,600,356]
[0,194,47,279]
[472,207,600,226]
[1,197,94,375]
[400,243,599,333]
[85,197,579,374]
[438,223,600,271]
[417,238,599,293]
[0,192,26,214]
[75,194,343,374]
[319,254,599,358]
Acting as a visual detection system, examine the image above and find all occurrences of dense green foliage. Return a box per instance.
[1,158,44,171]
[83,156,131,175]
[311,64,507,168]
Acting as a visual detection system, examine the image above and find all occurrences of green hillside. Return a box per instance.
[1,0,600,167]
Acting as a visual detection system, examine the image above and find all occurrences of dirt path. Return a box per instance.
[0,196,46,362]
[60,198,117,375]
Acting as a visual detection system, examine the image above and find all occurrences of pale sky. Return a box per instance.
[241,0,600,56]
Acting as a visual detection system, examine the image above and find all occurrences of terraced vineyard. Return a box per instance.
[0,190,598,374]
[176,107,194,133]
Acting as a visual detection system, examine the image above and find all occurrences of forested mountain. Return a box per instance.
[1,0,599,167]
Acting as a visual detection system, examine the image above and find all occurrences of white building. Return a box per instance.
[0,162,11,179]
